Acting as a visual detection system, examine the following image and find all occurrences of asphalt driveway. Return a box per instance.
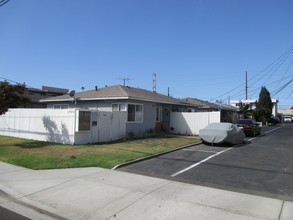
[118,124,293,202]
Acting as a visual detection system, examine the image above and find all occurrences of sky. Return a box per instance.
[0,0,293,109]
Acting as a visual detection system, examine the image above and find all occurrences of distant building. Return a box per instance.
[278,109,293,116]
[183,98,239,123]
[230,99,279,116]
[21,86,69,108]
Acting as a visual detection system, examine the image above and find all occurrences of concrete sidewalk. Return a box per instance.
[0,162,292,220]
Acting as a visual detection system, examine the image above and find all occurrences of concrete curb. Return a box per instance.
[0,184,69,220]
[112,142,201,170]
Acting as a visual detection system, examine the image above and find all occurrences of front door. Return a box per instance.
[162,107,171,132]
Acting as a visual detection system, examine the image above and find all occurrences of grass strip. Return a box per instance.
[0,135,200,169]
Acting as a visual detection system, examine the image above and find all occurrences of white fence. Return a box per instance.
[0,109,220,144]
[170,112,221,135]
[0,109,127,144]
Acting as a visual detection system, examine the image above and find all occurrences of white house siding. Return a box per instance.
[230,99,278,116]
[170,112,221,135]
[47,100,158,138]
[125,101,157,137]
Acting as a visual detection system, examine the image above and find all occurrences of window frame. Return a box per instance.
[127,103,143,123]
[53,104,69,109]
[156,106,163,122]
[76,110,91,132]
[112,103,127,112]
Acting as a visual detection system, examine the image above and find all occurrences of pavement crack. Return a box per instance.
[190,201,276,220]
[105,181,172,220]
[15,169,108,199]
[278,201,285,220]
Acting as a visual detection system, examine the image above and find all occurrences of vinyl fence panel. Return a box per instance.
[88,111,127,143]
[170,112,221,135]
[0,109,76,144]
[0,109,127,145]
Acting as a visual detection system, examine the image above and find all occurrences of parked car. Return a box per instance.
[283,116,292,123]
[235,119,261,137]
[199,122,245,145]
[268,116,280,125]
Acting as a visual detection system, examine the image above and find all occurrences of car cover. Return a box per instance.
[199,122,245,145]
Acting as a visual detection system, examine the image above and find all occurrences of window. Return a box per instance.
[128,104,135,121]
[53,104,69,109]
[156,107,162,122]
[77,111,91,131]
[135,105,143,121]
[128,104,143,122]
[112,104,126,112]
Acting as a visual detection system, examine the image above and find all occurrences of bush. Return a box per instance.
[127,131,135,139]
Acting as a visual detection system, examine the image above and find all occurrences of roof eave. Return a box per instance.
[39,98,73,103]
[40,96,129,103]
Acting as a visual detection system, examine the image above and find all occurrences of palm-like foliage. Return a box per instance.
[238,102,254,118]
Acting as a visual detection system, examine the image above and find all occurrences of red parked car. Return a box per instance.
[235,119,261,137]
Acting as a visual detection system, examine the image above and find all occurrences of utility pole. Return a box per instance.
[152,73,157,92]
[245,71,248,100]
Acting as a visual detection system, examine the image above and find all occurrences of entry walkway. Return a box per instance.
[0,162,292,220]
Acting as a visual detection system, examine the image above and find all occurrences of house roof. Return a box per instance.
[183,97,239,112]
[40,85,192,106]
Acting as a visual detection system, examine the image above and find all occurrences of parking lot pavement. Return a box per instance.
[118,143,233,178]
[118,124,293,202]
[118,125,281,178]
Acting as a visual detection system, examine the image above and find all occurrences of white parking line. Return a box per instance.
[171,127,281,177]
[248,126,281,142]
[170,147,233,177]
[182,149,219,154]
[264,126,281,135]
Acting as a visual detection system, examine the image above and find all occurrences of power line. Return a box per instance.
[246,47,293,99]
[0,75,34,89]
[209,46,293,102]
[0,76,20,84]
[272,79,293,96]
[271,57,293,94]
[0,0,10,7]
[248,46,293,87]
[260,48,293,86]
[210,82,245,101]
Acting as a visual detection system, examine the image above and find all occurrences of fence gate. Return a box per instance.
[91,111,127,143]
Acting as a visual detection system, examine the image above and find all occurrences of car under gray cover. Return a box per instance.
[199,122,245,145]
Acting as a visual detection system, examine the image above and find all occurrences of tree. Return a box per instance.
[238,102,254,119]
[0,81,30,115]
[253,87,273,124]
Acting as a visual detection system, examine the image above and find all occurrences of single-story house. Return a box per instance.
[40,85,201,136]
[183,98,239,123]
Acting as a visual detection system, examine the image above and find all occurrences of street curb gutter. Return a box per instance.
[112,142,202,170]
[0,189,68,220]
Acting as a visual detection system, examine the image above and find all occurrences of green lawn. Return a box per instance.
[0,135,200,169]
